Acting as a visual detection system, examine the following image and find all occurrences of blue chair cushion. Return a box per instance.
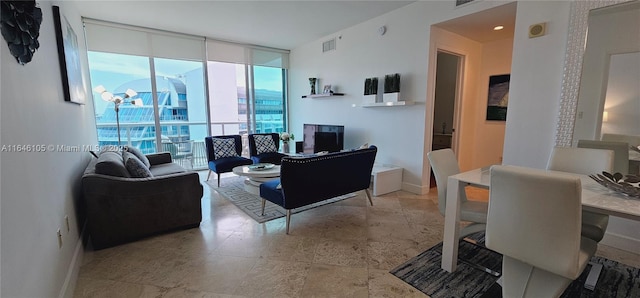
[260,179,284,206]
[251,152,287,165]
[208,156,252,173]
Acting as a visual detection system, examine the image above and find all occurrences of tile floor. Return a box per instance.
[74,172,640,297]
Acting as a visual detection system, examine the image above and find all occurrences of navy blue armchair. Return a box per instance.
[205,135,253,187]
[248,133,287,165]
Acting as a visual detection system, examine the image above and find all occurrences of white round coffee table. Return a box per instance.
[232,163,281,195]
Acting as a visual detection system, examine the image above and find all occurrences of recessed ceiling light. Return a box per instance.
[493,25,504,31]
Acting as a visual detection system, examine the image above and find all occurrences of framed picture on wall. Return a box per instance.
[52,6,85,104]
[486,74,510,121]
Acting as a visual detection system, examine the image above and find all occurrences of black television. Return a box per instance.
[303,124,345,154]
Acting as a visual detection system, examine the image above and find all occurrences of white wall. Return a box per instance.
[472,38,513,168]
[289,1,512,193]
[503,1,571,168]
[1,1,95,297]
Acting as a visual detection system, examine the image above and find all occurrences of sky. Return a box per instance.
[88,51,283,115]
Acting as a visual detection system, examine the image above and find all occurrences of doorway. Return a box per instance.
[430,50,463,187]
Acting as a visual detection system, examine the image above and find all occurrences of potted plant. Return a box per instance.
[280,132,294,153]
[383,73,401,102]
[363,77,378,104]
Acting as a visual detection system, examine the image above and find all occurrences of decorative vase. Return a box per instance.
[309,78,317,95]
[282,142,290,153]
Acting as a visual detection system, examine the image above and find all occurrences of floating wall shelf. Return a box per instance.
[302,93,345,98]
[361,100,415,107]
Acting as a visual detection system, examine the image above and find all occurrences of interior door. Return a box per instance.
[432,51,462,152]
[430,50,463,187]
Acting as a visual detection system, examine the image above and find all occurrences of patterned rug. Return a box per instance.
[390,232,640,298]
[207,176,356,223]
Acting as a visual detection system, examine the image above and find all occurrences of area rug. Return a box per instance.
[207,176,356,223]
[390,232,640,298]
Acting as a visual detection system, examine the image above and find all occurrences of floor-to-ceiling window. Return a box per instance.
[253,65,286,134]
[154,58,207,168]
[84,21,289,166]
[88,52,155,152]
[205,40,289,157]
[84,20,207,168]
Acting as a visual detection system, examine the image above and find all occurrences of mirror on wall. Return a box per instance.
[572,0,640,146]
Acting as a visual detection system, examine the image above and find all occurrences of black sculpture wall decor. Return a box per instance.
[363,77,378,95]
[384,73,401,94]
[0,0,43,65]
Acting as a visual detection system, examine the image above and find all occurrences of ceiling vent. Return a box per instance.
[322,38,336,53]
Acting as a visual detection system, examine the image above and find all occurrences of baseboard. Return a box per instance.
[402,181,429,195]
[58,224,85,298]
[600,231,640,254]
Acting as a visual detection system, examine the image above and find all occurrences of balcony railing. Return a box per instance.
[95,120,252,170]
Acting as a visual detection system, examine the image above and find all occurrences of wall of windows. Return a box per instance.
[84,20,289,167]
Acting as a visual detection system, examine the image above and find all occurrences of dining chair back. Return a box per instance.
[601,133,640,147]
[547,147,614,175]
[547,146,613,244]
[427,149,487,235]
[577,139,629,174]
[487,165,597,297]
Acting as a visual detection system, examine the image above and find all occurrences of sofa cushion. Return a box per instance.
[208,156,252,173]
[254,134,277,154]
[251,152,286,165]
[124,152,153,178]
[212,138,239,160]
[95,151,131,178]
[149,163,187,176]
[124,146,150,168]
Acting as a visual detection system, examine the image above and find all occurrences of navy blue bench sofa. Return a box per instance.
[259,146,377,233]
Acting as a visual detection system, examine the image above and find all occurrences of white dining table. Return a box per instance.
[441,165,640,272]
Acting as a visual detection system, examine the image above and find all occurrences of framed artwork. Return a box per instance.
[52,6,85,104]
[486,74,510,121]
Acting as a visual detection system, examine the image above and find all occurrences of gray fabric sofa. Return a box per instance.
[82,150,203,249]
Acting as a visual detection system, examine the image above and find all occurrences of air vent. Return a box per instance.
[322,38,336,53]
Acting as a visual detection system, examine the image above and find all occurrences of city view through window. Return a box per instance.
[88,51,287,169]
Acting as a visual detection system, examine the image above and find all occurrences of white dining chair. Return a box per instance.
[427,149,488,237]
[547,147,612,242]
[577,140,629,174]
[601,133,640,147]
[487,165,597,297]
[427,149,497,276]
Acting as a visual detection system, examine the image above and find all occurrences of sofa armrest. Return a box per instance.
[146,152,172,165]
